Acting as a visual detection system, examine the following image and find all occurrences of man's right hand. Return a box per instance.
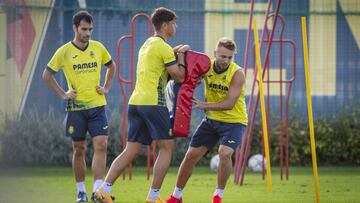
[177,45,191,53]
[62,90,77,100]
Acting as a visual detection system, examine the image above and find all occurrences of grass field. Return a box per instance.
[0,166,359,203]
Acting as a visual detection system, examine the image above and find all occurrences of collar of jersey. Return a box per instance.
[71,41,89,52]
[154,35,165,41]
[213,62,229,74]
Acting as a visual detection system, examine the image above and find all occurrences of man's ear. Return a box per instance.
[72,24,77,33]
[161,22,167,30]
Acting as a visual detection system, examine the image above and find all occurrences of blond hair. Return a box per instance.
[216,37,237,53]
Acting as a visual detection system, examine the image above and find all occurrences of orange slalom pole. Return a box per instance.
[301,16,320,203]
[253,20,272,192]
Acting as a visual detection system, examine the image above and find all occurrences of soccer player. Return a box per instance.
[42,11,115,202]
[166,37,248,203]
[94,7,189,203]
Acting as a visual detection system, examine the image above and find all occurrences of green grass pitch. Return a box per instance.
[0,167,359,203]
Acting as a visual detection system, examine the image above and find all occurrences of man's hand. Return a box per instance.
[173,44,190,53]
[62,90,77,100]
[96,86,109,95]
[192,97,207,109]
[177,45,191,53]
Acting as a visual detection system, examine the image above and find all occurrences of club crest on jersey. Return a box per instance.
[90,51,94,58]
[222,75,227,82]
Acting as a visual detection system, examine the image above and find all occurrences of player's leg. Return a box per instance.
[107,142,142,182]
[95,141,142,203]
[166,146,207,203]
[72,140,88,202]
[167,118,218,202]
[66,111,88,202]
[139,106,173,202]
[105,105,150,183]
[90,135,107,200]
[176,146,207,188]
[146,138,174,203]
[87,106,109,199]
[152,139,174,188]
[214,144,234,200]
[94,105,149,203]
[212,121,246,203]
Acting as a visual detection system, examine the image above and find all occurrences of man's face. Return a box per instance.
[214,46,234,71]
[165,19,177,37]
[74,20,93,43]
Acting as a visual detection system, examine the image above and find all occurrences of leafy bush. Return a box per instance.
[1,104,359,167]
[0,110,72,166]
[314,106,360,165]
[249,104,360,166]
[0,108,202,167]
[0,108,126,167]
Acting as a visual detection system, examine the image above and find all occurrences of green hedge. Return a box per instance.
[1,105,359,166]
[249,105,360,166]
[0,109,201,167]
[0,110,72,166]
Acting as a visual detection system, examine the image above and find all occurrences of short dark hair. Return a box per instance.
[151,7,176,31]
[73,10,93,27]
[216,37,237,53]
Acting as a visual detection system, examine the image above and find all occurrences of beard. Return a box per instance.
[80,36,90,43]
[217,62,228,70]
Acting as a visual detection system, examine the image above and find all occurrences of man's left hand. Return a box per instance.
[192,97,206,109]
[96,86,109,95]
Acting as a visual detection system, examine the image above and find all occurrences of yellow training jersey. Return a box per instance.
[129,36,177,106]
[204,60,248,125]
[47,40,112,111]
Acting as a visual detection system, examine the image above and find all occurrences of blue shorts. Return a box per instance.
[127,105,172,145]
[190,117,246,150]
[66,106,108,141]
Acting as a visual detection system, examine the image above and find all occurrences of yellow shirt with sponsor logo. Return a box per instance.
[47,40,112,111]
[129,36,177,106]
[204,60,248,125]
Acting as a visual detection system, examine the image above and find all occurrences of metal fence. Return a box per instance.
[0,0,359,120]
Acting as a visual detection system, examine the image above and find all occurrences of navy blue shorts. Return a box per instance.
[66,106,108,141]
[190,117,246,150]
[127,105,172,145]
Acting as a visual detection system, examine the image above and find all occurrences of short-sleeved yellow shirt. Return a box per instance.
[47,40,112,111]
[129,36,177,106]
[204,60,248,125]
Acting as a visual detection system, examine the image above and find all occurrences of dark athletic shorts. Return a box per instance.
[127,105,172,145]
[66,106,108,141]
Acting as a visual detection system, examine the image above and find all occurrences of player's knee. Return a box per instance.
[218,150,232,160]
[129,147,142,159]
[73,145,86,157]
[157,139,174,152]
[123,144,142,160]
[218,145,234,160]
[184,151,200,163]
[94,140,108,153]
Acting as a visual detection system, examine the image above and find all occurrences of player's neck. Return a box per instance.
[213,63,229,74]
[154,31,168,41]
[72,39,89,50]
